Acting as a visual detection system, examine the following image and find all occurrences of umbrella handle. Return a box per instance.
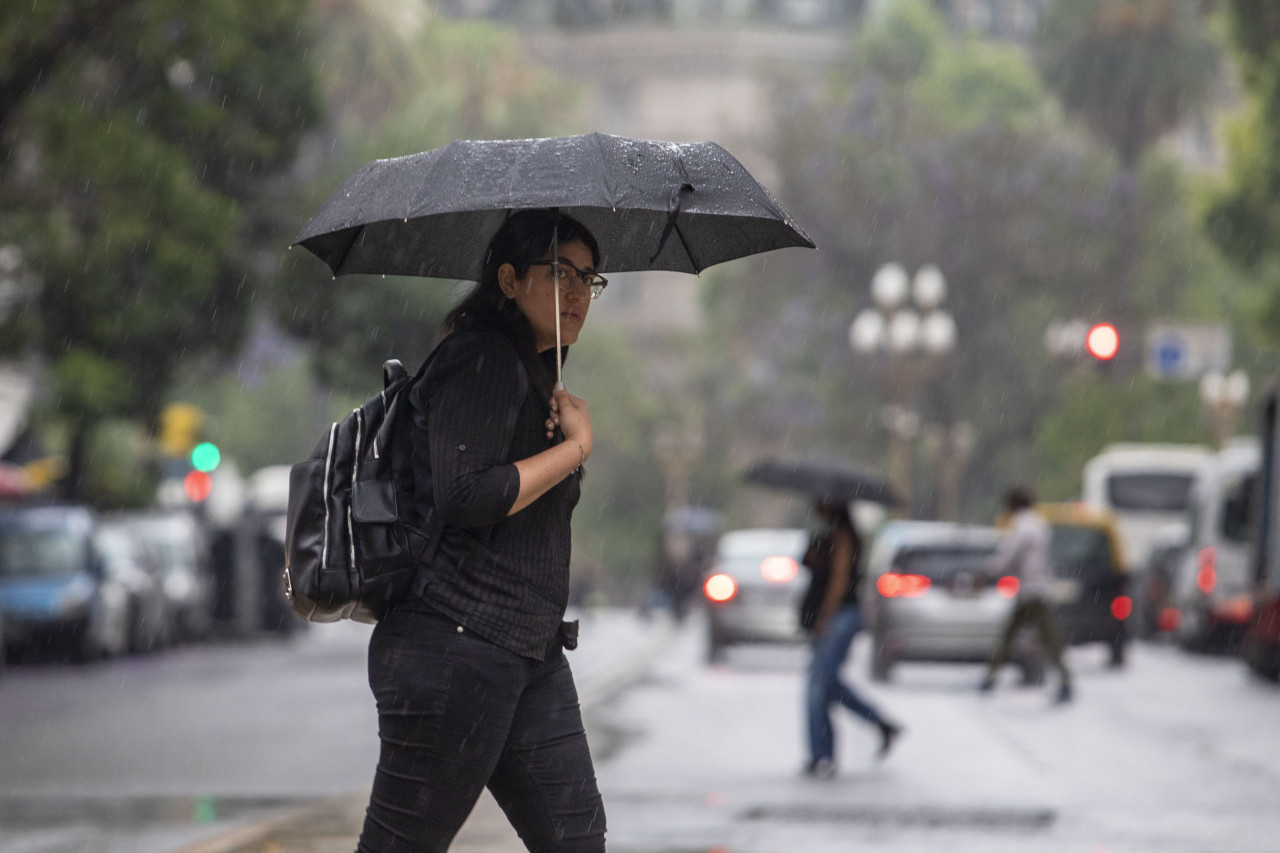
[553,227,562,384]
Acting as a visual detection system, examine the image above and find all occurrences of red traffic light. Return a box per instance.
[1085,323,1119,360]
[183,470,213,502]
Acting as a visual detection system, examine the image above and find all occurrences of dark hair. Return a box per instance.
[442,209,601,339]
[1005,484,1035,512]
[440,209,600,427]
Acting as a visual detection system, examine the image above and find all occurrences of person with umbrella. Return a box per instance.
[355,209,606,852]
[296,132,814,851]
[799,498,902,778]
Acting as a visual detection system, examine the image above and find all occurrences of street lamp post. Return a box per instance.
[1200,369,1250,450]
[850,263,957,516]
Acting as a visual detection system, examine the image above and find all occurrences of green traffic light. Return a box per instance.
[191,442,221,473]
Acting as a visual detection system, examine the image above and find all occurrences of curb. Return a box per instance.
[173,617,677,853]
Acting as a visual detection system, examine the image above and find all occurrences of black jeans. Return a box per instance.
[356,603,606,852]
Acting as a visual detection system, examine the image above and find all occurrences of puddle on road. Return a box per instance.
[0,794,316,829]
[743,802,1056,830]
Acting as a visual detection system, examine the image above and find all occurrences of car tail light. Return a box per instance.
[760,555,799,584]
[995,576,1020,599]
[704,573,737,603]
[1157,607,1181,632]
[1111,595,1133,620]
[1197,547,1217,593]
[876,573,931,598]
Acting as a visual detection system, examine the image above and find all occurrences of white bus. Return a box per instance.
[1081,443,1215,572]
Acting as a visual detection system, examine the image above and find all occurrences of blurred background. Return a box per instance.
[2,0,1278,611]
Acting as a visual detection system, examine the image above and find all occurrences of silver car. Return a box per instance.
[702,528,809,662]
[864,521,1039,682]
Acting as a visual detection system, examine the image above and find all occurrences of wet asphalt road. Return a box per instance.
[3,610,1279,852]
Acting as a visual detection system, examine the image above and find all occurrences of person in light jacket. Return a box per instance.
[979,485,1073,703]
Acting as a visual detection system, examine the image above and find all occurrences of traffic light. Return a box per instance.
[190,442,221,473]
[1085,323,1120,361]
[183,470,213,502]
[159,403,204,457]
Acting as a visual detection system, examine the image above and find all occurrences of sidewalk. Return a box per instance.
[173,608,677,853]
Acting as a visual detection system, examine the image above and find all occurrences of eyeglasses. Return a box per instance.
[530,260,608,299]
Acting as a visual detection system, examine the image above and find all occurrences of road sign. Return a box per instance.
[1145,323,1232,381]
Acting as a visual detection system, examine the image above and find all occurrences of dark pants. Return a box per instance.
[806,603,885,764]
[356,604,606,853]
[985,597,1072,687]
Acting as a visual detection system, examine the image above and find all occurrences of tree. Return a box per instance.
[1034,0,1221,332]
[1205,0,1280,340]
[704,0,1230,520]
[0,0,322,500]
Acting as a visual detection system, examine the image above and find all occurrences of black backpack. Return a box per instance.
[283,357,441,624]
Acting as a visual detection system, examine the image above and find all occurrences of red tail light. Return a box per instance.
[1157,608,1181,632]
[1196,547,1217,594]
[876,573,931,598]
[995,576,1020,599]
[704,573,738,603]
[760,555,799,584]
[1111,595,1133,620]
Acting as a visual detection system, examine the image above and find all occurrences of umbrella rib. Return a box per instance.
[673,221,699,273]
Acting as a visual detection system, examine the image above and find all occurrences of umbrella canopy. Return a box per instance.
[294,133,814,280]
[743,456,897,506]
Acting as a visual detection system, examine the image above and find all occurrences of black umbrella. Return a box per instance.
[293,133,814,280]
[743,456,898,506]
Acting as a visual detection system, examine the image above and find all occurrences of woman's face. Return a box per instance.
[499,239,596,352]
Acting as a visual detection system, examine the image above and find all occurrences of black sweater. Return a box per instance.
[408,327,581,660]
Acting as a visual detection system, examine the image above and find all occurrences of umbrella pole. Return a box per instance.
[553,224,563,385]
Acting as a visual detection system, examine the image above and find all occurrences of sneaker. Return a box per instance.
[804,757,836,780]
[877,722,902,760]
[1053,683,1073,705]
[977,676,995,694]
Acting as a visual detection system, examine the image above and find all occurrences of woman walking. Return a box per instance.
[355,210,608,852]
[800,499,901,778]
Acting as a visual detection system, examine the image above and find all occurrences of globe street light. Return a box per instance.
[1200,369,1250,449]
[850,263,957,516]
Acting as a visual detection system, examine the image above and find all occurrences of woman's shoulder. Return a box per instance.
[430,328,522,373]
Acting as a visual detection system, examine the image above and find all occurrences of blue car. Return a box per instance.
[0,505,131,662]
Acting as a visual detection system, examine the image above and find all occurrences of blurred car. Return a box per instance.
[122,511,214,642]
[702,527,808,662]
[93,519,172,653]
[0,505,131,662]
[1037,502,1132,666]
[1167,440,1259,651]
[864,521,1037,682]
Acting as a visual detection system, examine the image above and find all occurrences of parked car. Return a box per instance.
[864,521,1037,682]
[0,505,131,662]
[122,511,214,642]
[702,527,808,662]
[92,519,172,654]
[1167,440,1260,651]
[1037,503,1132,667]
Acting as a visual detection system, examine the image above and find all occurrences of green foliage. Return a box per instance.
[1034,372,1208,500]
[706,0,1235,521]
[1205,0,1280,349]
[0,0,323,499]
[1035,0,1221,168]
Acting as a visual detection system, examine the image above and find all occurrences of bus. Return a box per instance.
[1081,443,1214,572]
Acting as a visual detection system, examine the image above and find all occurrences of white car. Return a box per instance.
[702,528,809,662]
